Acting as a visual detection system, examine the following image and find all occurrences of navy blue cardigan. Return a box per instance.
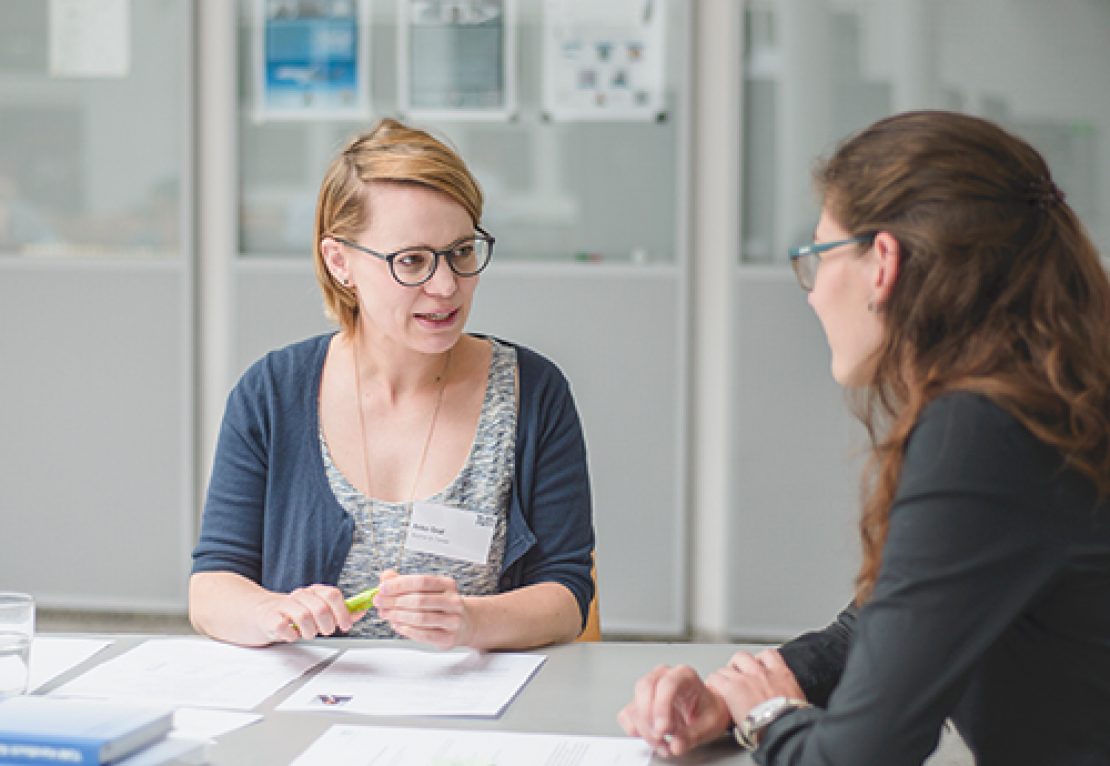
[191,334,596,627]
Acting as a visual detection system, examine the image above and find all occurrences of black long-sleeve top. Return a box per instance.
[766,392,1110,766]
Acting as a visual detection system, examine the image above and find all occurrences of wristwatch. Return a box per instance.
[733,696,811,750]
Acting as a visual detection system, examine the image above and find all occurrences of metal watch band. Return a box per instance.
[733,696,811,751]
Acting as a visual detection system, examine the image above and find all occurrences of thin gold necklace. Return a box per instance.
[351,334,452,511]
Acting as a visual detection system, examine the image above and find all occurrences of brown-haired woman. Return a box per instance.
[619,110,1110,764]
[189,118,594,650]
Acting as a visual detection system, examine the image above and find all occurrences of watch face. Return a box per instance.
[740,696,810,749]
[750,696,791,723]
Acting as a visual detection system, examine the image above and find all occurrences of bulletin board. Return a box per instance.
[541,0,666,122]
[253,0,371,121]
[398,0,517,121]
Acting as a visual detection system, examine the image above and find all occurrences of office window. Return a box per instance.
[741,0,1109,264]
[0,0,185,259]
[237,0,687,266]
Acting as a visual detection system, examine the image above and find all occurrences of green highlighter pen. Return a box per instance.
[344,586,380,613]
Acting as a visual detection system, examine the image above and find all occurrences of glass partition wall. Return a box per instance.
[728,0,1110,639]
[0,0,194,611]
[741,0,1109,266]
[237,0,683,267]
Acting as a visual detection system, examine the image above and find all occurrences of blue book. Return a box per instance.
[0,696,174,765]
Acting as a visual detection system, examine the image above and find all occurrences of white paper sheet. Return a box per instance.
[48,637,335,710]
[28,636,112,692]
[292,725,653,766]
[172,707,263,740]
[277,647,545,717]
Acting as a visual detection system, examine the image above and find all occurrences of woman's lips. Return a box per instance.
[414,307,460,326]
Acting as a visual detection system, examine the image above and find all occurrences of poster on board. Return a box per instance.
[542,0,666,122]
[398,0,516,122]
[49,0,130,78]
[254,0,371,121]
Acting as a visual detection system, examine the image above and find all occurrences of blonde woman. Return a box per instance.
[190,119,594,651]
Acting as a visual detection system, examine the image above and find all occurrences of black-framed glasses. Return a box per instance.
[787,236,872,292]
[336,226,495,287]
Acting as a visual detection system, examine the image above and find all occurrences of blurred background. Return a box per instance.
[1,0,1107,644]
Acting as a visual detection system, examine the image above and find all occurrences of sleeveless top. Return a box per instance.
[322,339,517,637]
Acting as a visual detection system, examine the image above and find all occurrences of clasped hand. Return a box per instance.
[617,649,806,758]
[374,569,475,649]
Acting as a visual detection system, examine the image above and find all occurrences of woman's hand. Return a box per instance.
[617,664,733,758]
[704,649,807,730]
[374,570,475,649]
[255,584,364,643]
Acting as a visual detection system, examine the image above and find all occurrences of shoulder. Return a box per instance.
[474,334,573,395]
[236,333,333,390]
[912,391,1034,450]
[223,334,333,428]
[901,391,1058,499]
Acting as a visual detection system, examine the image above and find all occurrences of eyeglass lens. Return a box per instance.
[791,253,818,292]
[392,238,491,285]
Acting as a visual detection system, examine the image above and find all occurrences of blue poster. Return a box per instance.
[256,0,370,120]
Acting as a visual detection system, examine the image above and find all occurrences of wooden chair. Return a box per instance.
[576,552,601,642]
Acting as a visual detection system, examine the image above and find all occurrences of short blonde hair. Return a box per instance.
[313,118,484,332]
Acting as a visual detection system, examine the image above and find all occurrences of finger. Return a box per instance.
[390,622,456,650]
[756,648,807,699]
[268,616,302,643]
[383,605,460,632]
[705,667,743,694]
[617,704,640,737]
[756,648,787,670]
[281,610,317,639]
[379,573,457,597]
[289,591,337,636]
[650,665,703,738]
[728,651,765,676]
[389,591,465,617]
[629,666,670,748]
[311,585,357,632]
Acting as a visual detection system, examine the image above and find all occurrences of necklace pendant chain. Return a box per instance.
[351,334,453,574]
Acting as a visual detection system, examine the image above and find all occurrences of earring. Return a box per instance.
[867,301,876,313]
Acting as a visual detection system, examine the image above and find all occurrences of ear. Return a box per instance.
[320,236,351,286]
[870,231,901,306]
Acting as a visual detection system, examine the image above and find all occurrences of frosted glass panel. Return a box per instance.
[0,0,185,258]
[237,0,687,265]
[742,0,1110,263]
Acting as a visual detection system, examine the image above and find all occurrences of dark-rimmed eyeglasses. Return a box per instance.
[788,236,872,292]
[336,226,495,287]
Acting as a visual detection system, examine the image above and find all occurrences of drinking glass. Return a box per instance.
[0,592,35,697]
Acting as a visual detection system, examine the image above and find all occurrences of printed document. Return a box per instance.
[29,636,112,691]
[277,647,545,717]
[49,638,335,709]
[291,725,653,766]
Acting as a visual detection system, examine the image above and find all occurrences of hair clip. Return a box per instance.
[1027,177,1066,210]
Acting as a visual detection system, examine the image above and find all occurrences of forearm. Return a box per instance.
[777,604,857,707]
[463,582,582,650]
[188,571,284,647]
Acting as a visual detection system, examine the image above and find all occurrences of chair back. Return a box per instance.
[576,553,601,642]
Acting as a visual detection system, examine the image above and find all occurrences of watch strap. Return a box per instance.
[733,696,811,751]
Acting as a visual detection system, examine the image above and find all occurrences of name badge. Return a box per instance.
[405,501,496,565]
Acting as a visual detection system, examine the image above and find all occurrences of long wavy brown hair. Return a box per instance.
[815,111,1110,604]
